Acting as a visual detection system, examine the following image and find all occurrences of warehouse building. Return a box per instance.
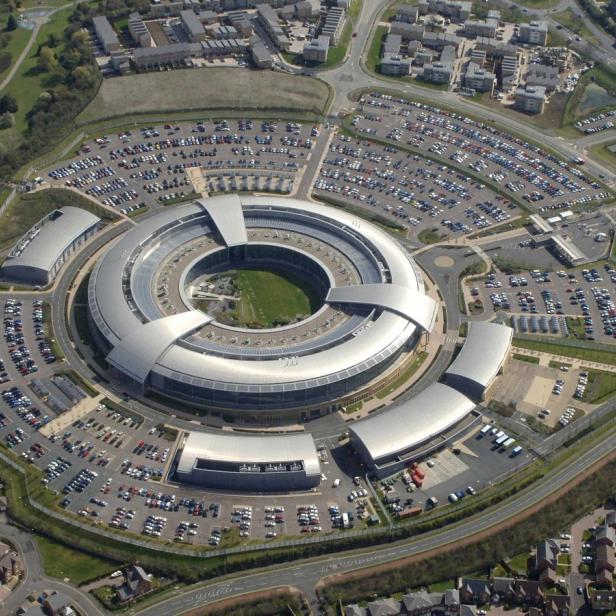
[176,430,321,491]
[1,207,101,286]
[93,15,120,54]
[349,383,478,477]
[444,321,513,401]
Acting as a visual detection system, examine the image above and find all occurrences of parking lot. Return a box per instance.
[469,261,616,343]
[352,92,609,212]
[379,427,531,514]
[43,119,317,214]
[314,134,518,242]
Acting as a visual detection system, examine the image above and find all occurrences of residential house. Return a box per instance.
[459,578,491,605]
[515,580,544,606]
[116,566,153,603]
[366,597,402,615]
[545,594,570,616]
[492,577,516,604]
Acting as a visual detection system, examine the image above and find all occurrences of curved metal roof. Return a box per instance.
[89,196,435,394]
[326,284,438,331]
[349,383,476,464]
[197,195,247,246]
[445,321,513,390]
[106,311,212,383]
[155,311,414,389]
[5,207,100,275]
[177,430,321,477]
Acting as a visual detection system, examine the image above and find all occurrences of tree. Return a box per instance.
[0,94,18,114]
[0,112,14,129]
[6,14,18,32]
[37,46,60,73]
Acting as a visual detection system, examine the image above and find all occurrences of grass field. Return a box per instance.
[34,534,117,584]
[588,140,616,174]
[223,268,319,328]
[513,338,616,366]
[0,188,117,250]
[0,26,31,79]
[418,227,446,244]
[513,353,540,364]
[77,69,331,124]
[583,370,616,404]
[0,4,76,143]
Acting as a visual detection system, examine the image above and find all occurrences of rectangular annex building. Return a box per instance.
[1,207,101,286]
[176,430,321,491]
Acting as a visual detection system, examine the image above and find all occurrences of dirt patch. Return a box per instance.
[434,256,455,268]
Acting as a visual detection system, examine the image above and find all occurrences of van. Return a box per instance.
[479,425,491,436]
[511,445,523,457]
[427,496,438,508]
[332,478,340,488]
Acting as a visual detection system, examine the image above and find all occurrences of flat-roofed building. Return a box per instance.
[422,60,452,83]
[215,24,238,39]
[257,3,291,50]
[396,4,419,23]
[383,33,402,55]
[320,6,346,45]
[1,208,100,286]
[133,42,193,69]
[464,17,498,38]
[93,15,120,54]
[176,430,321,490]
[417,0,471,22]
[128,12,151,47]
[464,61,495,92]
[303,35,329,63]
[552,234,587,265]
[519,21,548,46]
[349,383,477,477]
[251,39,273,67]
[390,21,424,41]
[181,9,206,41]
[380,52,412,76]
[526,63,559,91]
[515,84,546,113]
[444,321,513,401]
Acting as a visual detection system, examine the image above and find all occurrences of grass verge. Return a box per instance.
[513,337,616,366]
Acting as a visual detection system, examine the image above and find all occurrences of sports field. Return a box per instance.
[77,69,331,124]
[228,269,318,328]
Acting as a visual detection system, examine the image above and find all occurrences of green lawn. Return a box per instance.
[34,534,118,584]
[375,351,428,399]
[367,25,387,73]
[513,338,616,366]
[1,4,76,138]
[588,140,616,174]
[0,188,117,250]
[418,227,446,244]
[552,8,599,45]
[0,26,31,79]
[513,353,540,364]
[583,370,616,404]
[508,551,530,574]
[223,269,319,329]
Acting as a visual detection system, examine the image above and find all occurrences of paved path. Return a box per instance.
[0,517,105,616]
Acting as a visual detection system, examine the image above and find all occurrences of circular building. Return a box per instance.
[87,195,437,419]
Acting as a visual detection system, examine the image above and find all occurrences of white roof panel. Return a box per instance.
[177,430,320,477]
[197,194,247,246]
[445,321,513,389]
[326,283,438,332]
[107,311,212,383]
[349,383,475,463]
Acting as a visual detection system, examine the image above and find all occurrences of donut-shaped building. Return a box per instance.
[87,195,438,419]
